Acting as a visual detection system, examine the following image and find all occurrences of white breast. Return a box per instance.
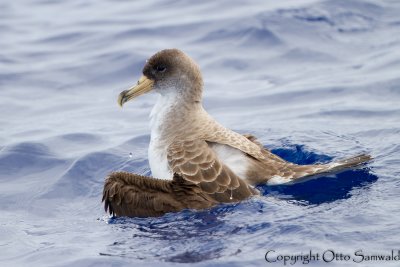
[210,143,249,179]
[148,94,176,180]
[148,139,172,179]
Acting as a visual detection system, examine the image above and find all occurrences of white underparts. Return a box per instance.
[148,93,177,180]
[210,143,249,180]
[267,175,291,185]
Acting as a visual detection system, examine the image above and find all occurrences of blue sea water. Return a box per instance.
[1,0,400,266]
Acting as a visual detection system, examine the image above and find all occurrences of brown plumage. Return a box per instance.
[103,172,217,217]
[103,136,259,217]
[103,49,372,217]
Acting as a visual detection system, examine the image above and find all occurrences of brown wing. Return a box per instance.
[167,140,257,202]
[241,134,372,185]
[266,153,373,184]
[242,133,287,163]
[102,172,217,217]
[103,139,259,217]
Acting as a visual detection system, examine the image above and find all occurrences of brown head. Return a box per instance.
[118,49,203,107]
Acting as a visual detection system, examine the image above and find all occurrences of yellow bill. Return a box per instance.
[117,75,154,107]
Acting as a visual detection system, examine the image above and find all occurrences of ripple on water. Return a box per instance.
[0,142,66,178]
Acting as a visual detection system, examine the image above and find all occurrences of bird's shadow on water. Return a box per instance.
[257,145,378,205]
[101,144,378,263]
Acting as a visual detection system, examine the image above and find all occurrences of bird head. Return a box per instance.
[118,49,203,107]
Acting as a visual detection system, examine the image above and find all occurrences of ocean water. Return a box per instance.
[1,0,400,266]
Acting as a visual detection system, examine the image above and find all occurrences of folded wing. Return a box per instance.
[167,139,257,202]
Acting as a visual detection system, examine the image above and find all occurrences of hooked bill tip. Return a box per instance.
[117,91,126,107]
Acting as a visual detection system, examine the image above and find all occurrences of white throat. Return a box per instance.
[149,92,177,133]
[148,91,179,179]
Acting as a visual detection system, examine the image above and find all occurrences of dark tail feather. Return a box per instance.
[269,154,373,185]
[327,154,372,173]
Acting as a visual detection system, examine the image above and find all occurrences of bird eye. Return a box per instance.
[155,65,166,72]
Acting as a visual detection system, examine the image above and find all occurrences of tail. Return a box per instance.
[326,154,372,173]
[267,154,372,185]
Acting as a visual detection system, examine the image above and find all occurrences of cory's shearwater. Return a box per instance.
[103,49,371,217]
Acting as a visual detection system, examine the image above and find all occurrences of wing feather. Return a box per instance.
[167,140,256,200]
[102,140,260,217]
[102,172,216,217]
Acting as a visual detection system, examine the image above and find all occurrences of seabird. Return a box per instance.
[103,49,371,217]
